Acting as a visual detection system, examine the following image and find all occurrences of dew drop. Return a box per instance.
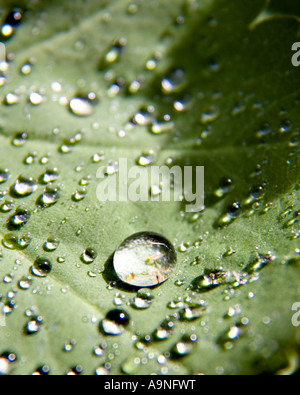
[39,168,59,184]
[131,289,154,309]
[0,169,10,184]
[1,8,23,39]
[0,352,17,375]
[161,68,186,94]
[170,334,198,358]
[0,200,14,213]
[113,232,177,287]
[8,207,31,228]
[136,150,156,166]
[214,178,233,198]
[37,186,60,206]
[25,315,43,335]
[81,248,97,264]
[31,257,52,277]
[100,309,130,335]
[43,237,60,252]
[72,187,87,202]
[11,132,28,147]
[69,96,94,117]
[18,276,33,290]
[10,175,38,197]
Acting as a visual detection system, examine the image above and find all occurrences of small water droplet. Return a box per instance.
[0,352,17,375]
[72,187,87,202]
[161,68,186,94]
[113,232,177,287]
[31,257,52,277]
[69,96,94,117]
[81,248,97,264]
[1,8,23,39]
[28,92,44,106]
[105,38,127,64]
[0,199,14,213]
[0,169,10,184]
[170,334,198,358]
[25,315,42,334]
[136,150,156,166]
[4,92,19,105]
[190,269,228,292]
[18,276,33,290]
[100,309,130,335]
[11,132,28,147]
[131,289,154,309]
[37,186,60,206]
[43,237,60,252]
[214,178,233,198]
[39,168,59,184]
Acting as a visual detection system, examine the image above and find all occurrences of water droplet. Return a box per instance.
[190,269,228,292]
[81,248,97,264]
[18,276,33,290]
[0,352,17,375]
[214,178,233,198]
[4,92,19,105]
[105,38,127,64]
[113,232,177,287]
[100,309,130,335]
[25,315,42,335]
[29,92,44,106]
[31,365,50,375]
[39,168,59,184]
[43,237,60,252]
[8,207,31,228]
[170,334,198,358]
[37,186,60,206]
[31,257,52,277]
[0,199,14,213]
[131,289,154,309]
[11,132,28,147]
[244,253,275,274]
[217,202,241,227]
[69,96,94,117]
[10,175,38,197]
[66,365,83,375]
[147,317,174,342]
[1,8,23,38]
[72,187,87,202]
[161,68,186,94]
[136,150,156,166]
[0,169,10,184]
[132,107,153,126]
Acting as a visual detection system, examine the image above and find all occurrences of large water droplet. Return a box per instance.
[100,309,130,335]
[113,232,177,287]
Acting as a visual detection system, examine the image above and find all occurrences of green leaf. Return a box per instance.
[0,0,299,375]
